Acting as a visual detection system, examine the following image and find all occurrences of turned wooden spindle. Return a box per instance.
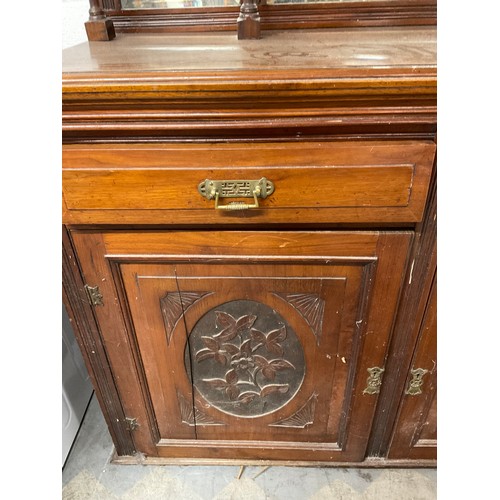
[238,0,261,40]
[85,0,116,41]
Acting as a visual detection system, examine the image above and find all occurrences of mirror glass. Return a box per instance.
[121,0,366,8]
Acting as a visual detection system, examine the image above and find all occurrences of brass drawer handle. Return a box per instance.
[198,178,274,211]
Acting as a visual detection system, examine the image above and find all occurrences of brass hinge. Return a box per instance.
[125,417,139,432]
[84,285,104,306]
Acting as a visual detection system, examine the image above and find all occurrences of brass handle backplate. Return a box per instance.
[198,178,274,211]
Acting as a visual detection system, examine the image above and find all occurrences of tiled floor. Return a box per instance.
[62,394,437,499]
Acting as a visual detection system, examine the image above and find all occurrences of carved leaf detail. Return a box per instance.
[202,337,219,351]
[240,339,253,356]
[195,349,216,362]
[238,392,259,404]
[225,369,238,385]
[214,353,227,366]
[262,367,276,381]
[196,337,227,365]
[214,312,257,342]
[250,329,266,343]
[253,355,269,369]
[204,378,229,388]
[271,359,295,370]
[193,300,304,418]
[226,385,240,400]
[251,326,286,357]
[236,314,257,333]
[215,311,234,330]
[253,356,295,381]
[215,329,236,342]
[268,326,287,343]
[222,343,240,356]
[260,384,289,397]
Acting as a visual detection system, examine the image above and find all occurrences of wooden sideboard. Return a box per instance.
[62,27,436,466]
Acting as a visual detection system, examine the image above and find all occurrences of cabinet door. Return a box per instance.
[71,230,411,462]
[388,275,437,460]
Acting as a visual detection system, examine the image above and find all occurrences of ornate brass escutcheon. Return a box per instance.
[363,366,385,395]
[405,367,429,396]
[198,178,274,211]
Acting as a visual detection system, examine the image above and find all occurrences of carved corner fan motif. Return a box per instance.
[187,300,306,418]
[160,292,210,345]
[269,393,318,428]
[274,293,325,345]
[177,391,225,426]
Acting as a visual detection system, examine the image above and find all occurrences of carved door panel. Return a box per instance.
[388,274,437,460]
[71,230,411,462]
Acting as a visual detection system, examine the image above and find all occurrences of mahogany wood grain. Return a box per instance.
[85,0,116,41]
[69,231,161,456]
[367,166,436,456]
[69,229,411,461]
[63,29,436,81]
[62,227,135,455]
[62,141,434,225]
[62,29,436,143]
[238,0,261,40]
[62,27,437,465]
[85,19,116,41]
[387,273,436,459]
[99,1,436,34]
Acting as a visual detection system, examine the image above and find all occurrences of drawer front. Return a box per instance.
[62,141,435,225]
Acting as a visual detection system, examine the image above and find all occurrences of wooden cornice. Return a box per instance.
[62,29,435,141]
[62,68,436,141]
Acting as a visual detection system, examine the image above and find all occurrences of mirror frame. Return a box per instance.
[91,0,435,36]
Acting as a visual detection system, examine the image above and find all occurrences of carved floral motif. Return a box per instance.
[188,300,305,417]
[196,311,296,405]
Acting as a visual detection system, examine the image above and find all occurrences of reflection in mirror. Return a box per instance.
[121,0,364,8]
[121,0,237,6]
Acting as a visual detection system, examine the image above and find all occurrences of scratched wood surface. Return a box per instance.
[63,28,436,73]
[70,229,411,461]
[62,27,436,465]
[62,141,435,225]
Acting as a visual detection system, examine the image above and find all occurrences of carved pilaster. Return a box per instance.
[85,0,116,41]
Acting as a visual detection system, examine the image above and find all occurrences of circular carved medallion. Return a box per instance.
[186,300,305,418]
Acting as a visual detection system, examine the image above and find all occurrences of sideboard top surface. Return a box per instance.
[62,27,436,76]
[62,27,436,142]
